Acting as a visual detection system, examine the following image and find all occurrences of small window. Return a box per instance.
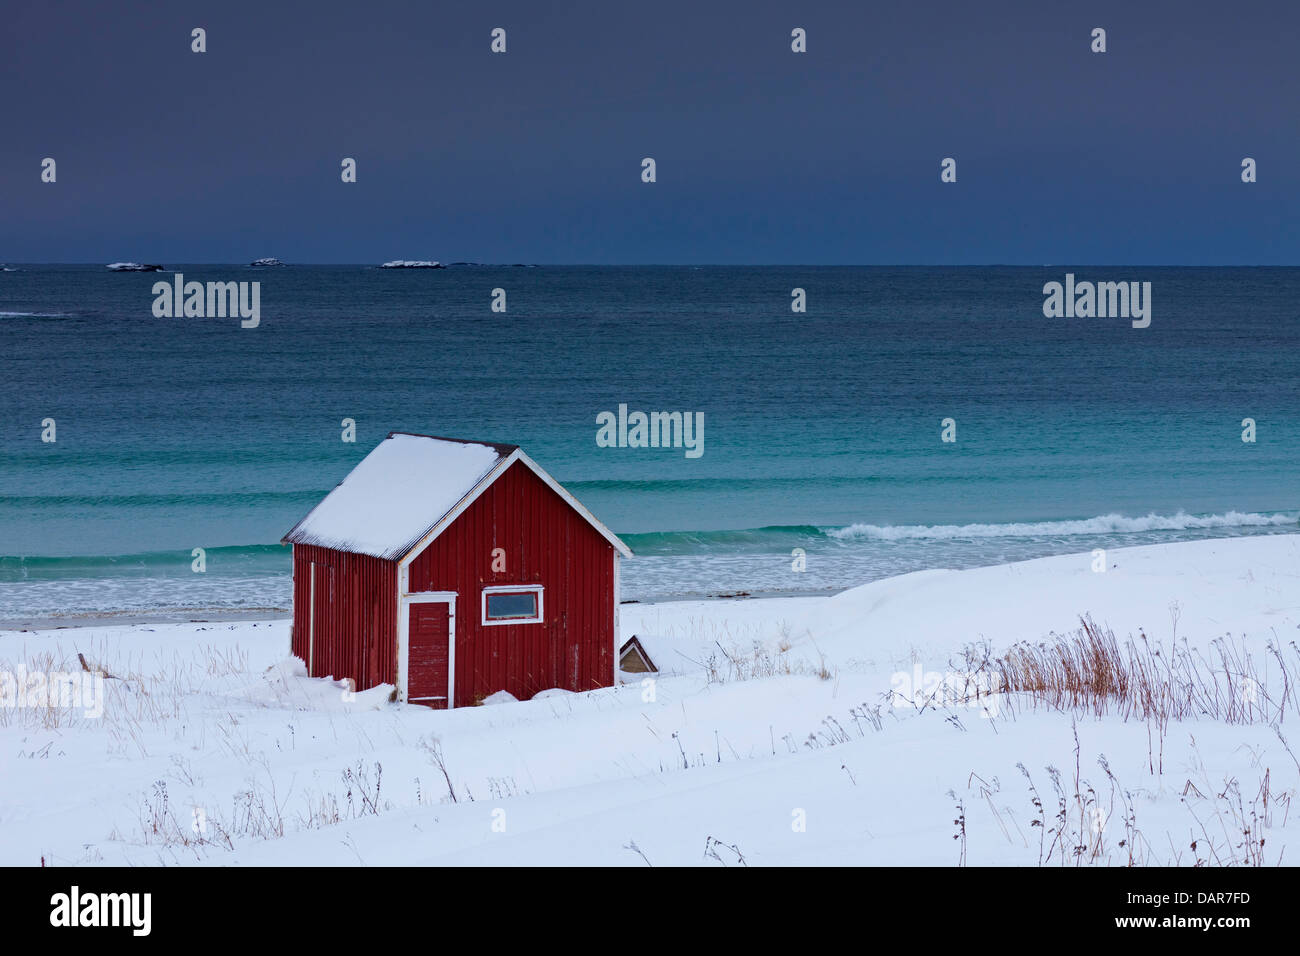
[487,592,536,619]
[482,586,544,625]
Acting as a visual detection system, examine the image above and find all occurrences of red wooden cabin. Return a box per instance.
[282,432,632,708]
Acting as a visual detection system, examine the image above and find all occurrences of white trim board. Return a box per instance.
[613,551,621,682]
[308,561,316,676]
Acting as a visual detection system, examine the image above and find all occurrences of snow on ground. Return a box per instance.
[2,535,1298,866]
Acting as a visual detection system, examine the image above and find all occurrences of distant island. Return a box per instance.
[250,257,285,267]
[376,261,538,269]
[107,262,164,272]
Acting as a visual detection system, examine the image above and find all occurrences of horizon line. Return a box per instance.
[4,261,1300,268]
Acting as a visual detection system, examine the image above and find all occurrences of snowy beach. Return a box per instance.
[3,534,1297,867]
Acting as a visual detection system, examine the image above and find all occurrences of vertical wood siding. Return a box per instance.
[290,543,398,691]
[406,461,615,706]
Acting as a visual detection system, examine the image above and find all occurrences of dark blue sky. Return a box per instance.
[2,0,1296,264]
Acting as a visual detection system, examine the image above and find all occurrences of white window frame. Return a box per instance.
[481,585,544,626]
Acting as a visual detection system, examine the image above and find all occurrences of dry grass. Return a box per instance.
[128,756,396,854]
[700,624,834,684]
[964,615,1298,727]
[1006,754,1287,867]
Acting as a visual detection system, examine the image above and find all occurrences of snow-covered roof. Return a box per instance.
[283,432,633,561]
[283,433,512,560]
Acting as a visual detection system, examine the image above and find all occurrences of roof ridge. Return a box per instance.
[386,431,520,455]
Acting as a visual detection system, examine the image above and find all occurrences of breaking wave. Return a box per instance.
[827,510,1298,541]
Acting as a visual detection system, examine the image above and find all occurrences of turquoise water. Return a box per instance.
[1,265,1297,617]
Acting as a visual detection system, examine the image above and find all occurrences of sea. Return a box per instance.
[1,265,1297,620]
